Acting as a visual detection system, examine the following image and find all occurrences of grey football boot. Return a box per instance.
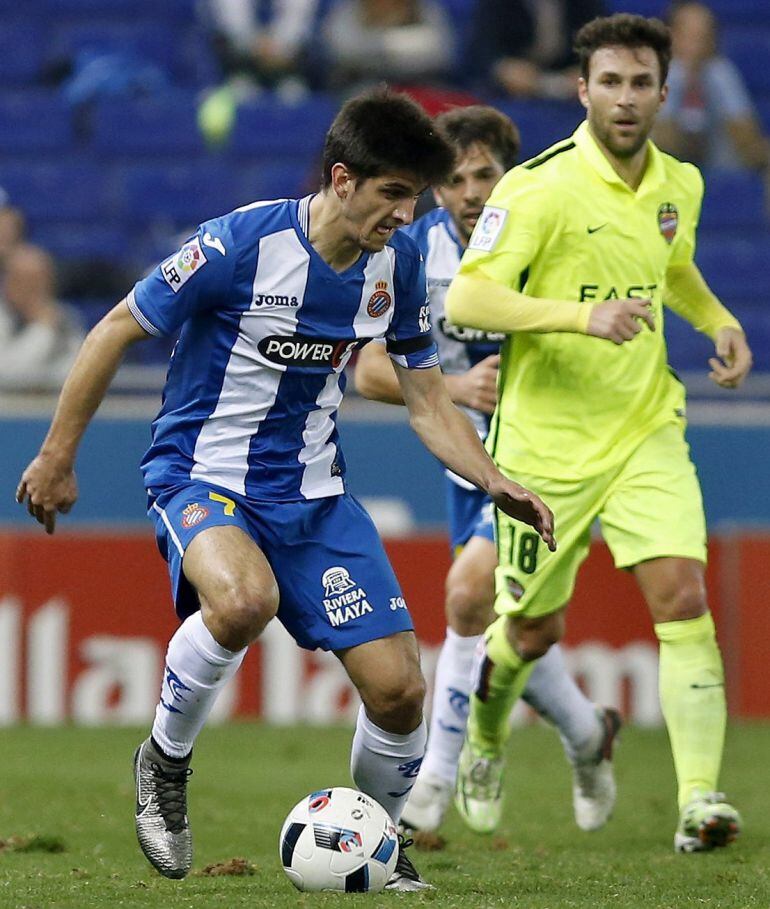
[133,737,193,879]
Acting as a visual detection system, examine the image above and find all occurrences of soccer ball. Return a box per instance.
[279,787,399,892]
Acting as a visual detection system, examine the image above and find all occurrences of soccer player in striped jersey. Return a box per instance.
[16,88,555,890]
[447,15,753,852]
[356,105,620,836]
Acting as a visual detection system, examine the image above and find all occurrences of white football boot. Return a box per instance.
[400,771,454,832]
[674,791,741,853]
[570,707,622,832]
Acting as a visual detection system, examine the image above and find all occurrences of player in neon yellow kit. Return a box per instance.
[446,13,753,852]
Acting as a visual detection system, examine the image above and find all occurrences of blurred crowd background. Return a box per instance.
[0,0,768,395]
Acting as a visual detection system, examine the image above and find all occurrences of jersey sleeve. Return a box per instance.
[386,250,439,369]
[458,168,554,289]
[669,165,704,268]
[127,220,236,337]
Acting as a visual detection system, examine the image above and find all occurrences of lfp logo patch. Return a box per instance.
[367,280,392,318]
[161,237,208,292]
[181,503,209,529]
[657,203,678,244]
[468,205,508,252]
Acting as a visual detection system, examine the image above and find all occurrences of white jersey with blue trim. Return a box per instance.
[129,195,438,502]
[404,206,503,438]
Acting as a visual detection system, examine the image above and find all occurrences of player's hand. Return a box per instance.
[586,299,655,344]
[15,453,78,535]
[709,327,753,389]
[451,354,500,414]
[487,476,556,552]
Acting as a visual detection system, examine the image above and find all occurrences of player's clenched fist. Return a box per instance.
[587,298,655,344]
[487,477,556,552]
[15,453,78,535]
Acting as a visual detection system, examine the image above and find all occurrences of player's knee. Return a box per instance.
[655,581,708,624]
[510,614,563,662]
[445,571,493,636]
[363,671,426,733]
[206,579,279,645]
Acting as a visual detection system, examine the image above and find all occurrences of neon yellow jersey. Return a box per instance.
[459,121,702,480]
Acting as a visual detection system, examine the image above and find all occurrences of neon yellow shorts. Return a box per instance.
[494,421,707,619]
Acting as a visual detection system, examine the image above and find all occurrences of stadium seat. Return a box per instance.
[721,29,770,95]
[0,93,73,153]
[117,162,239,227]
[91,94,206,157]
[31,222,133,263]
[229,97,338,159]
[493,99,584,161]
[696,233,770,299]
[0,161,104,222]
[238,162,317,205]
[699,170,767,230]
[0,21,46,85]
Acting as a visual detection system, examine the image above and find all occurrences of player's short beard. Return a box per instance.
[593,118,650,160]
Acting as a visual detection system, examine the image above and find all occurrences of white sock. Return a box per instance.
[350,704,427,824]
[520,643,599,761]
[421,628,481,784]
[151,611,247,759]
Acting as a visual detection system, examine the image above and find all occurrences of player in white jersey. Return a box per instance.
[356,106,621,835]
[16,89,555,891]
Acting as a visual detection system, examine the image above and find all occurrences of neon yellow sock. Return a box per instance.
[654,612,726,808]
[467,614,537,758]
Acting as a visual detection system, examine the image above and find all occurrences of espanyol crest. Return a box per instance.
[657,202,678,244]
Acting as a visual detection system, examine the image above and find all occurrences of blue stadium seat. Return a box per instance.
[0,161,104,222]
[0,93,73,153]
[238,162,317,204]
[117,162,239,226]
[699,170,767,230]
[0,21,46,85]
[91,94,206,157]
[493,99,584,161]
[721,29,770,95]
[31,222,133,263]
[229,97,337,159]
[696,232,770,299]
[665,309,714,372]
[49,21,174,70]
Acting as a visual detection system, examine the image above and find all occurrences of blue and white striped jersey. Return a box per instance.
[129,195,438,502]
[404,207,503,438]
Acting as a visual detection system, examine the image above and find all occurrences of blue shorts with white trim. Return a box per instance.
[149,482,414,652]
[445,476,495,552]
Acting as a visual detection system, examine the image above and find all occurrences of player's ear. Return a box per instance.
[331,163,354,200]
[659,82,669,107]
[432,187,444,208]
[577,77,589,111]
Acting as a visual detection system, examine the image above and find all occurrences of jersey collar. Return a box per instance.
[573,120,666,197]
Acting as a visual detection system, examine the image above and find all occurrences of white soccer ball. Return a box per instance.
[279,787,399,892]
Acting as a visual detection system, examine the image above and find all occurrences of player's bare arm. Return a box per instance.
[16,299,149,534]
[356,340,500,415]
[394,361,555,550]
[664,261,753,389]
[446,271,654,345]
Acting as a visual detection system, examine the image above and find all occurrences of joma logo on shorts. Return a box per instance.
[253,293,299,307]
[258,334,360,368]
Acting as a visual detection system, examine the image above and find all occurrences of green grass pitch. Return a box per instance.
[1,722,768,908]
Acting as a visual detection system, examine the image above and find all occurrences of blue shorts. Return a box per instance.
[445,475,495,552]
[148,482,414,652]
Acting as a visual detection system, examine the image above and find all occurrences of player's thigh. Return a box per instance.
[256,493,415,653]
[150,482,278,624]
[493,469,599,621]
[599,421,707,571]
[446,523,497,635]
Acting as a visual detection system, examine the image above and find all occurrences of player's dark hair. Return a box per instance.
[434,106,520,173]
[574,13,672,86]
[321,87,454,189]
